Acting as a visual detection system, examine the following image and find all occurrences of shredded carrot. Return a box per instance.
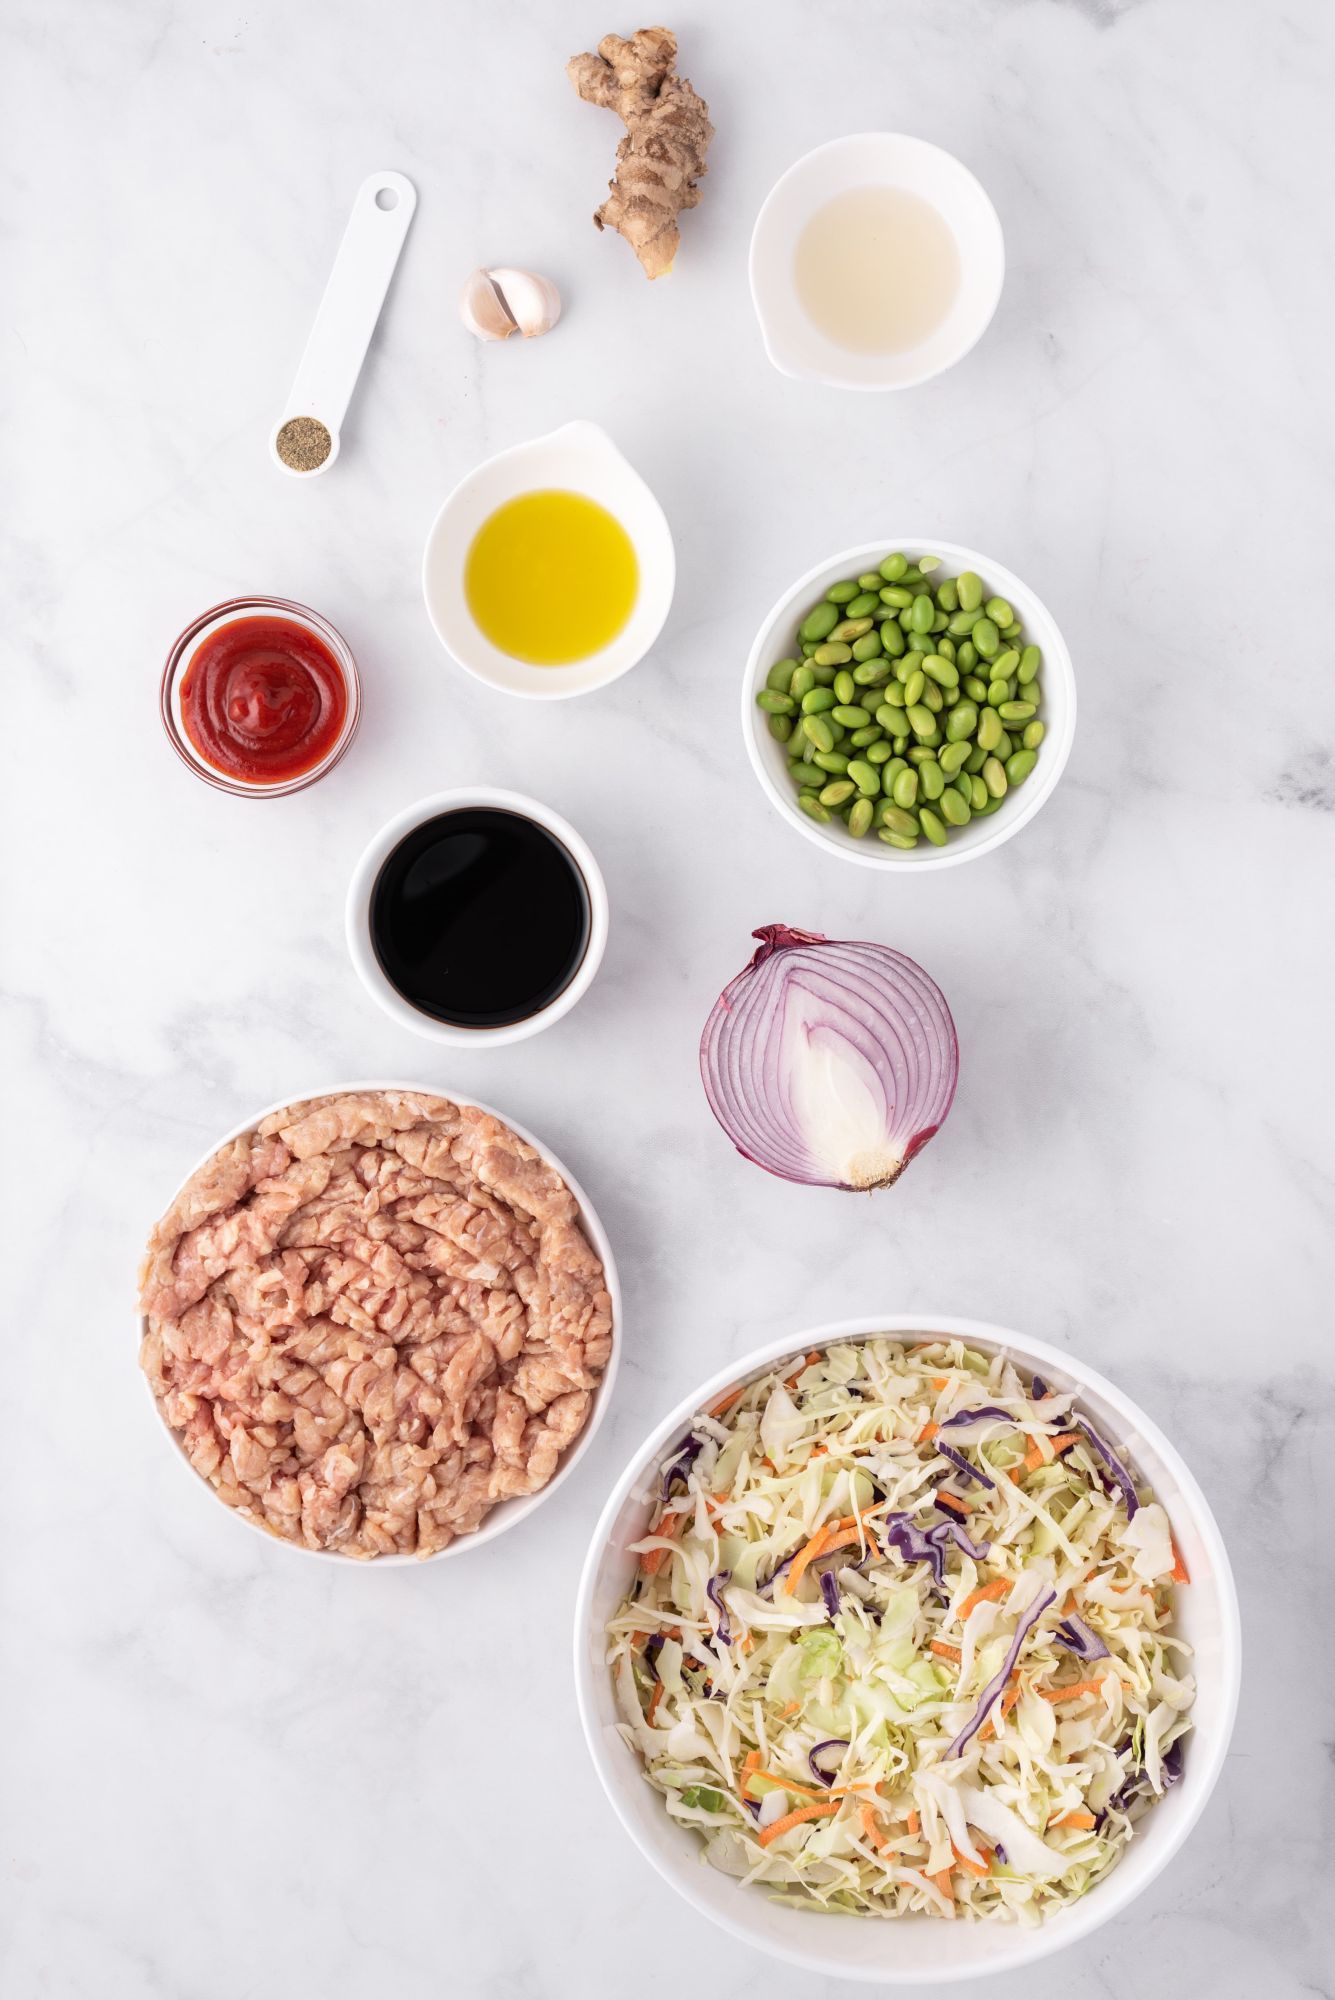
[931,1376,949,1391]
[1049,1810,1097,1830]
[930,1867,955,1900]
[860,1803,892,1852]
[929,1640,962,1663]
[709,1386,744,1418]
[952,1842,989,1878]
[781,1700,799,1717]
[959,1578,1010,1619]
[739,1749,761,1795]
[782,1515,880,1595]
[783,1350,823,1390]
[1171,1537,1191,1585]
[935,1490,972,1517]
[646,1681,664,1723]
[917,1421,939,1443]
[639,1515,679,1575]
[1008,1465,1024,1484]
[757,1801,840,1847]
[906,1809,921,1835]
[760,1456,777,1473]
[980,1684,1021,1740]
[750,1768,834,1803]
[810,1444,828,1458]
[1023,1432,1082,1473]
[739,1633,755,1655]
[1038,1678,1108,1703]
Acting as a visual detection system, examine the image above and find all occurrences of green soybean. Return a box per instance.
[919,759,945,801]
[866,740,894,764]
[982,756,1008,799]
[910,593,936,634]
[847,796,874,838]
[845,593,880,619]
[972,617,1000,659]
[825,580,859,604]
[801,686,836,714]
[849,725,882,748]
[788,760,824,787]
[847,759,881,796]
[879,552,908,581]
[919,807,948,847]
[939,787,971,827]
[852,637,885,666]
[833,669,856,704]
[831,617,874,642]
[811,750,850,774]
[922,654,959,688]
[1006,749,1038,784]
[985,597,1013,626]
[802,714,834,753]
[998,700,1036,723]
[819,779,856,807]
[832,704,871,728]
[938,739,971,775]
[798,793,832,823]
[801,601,840,642]
[906,703,936,738]
[812,641,852,667]
[1017,646,1042,685]
[945,702,978,742]
[1022,720,1045,750]
[956,571,983,612]
[977,707,1003,752]
[880,804,921,837]
[892,767,920,809]
[790,664,816,701]
[879,830,919,849]
[904,668,926,707]
[769,714,793,742]
[756,689,794,715]
[766,659,797,693]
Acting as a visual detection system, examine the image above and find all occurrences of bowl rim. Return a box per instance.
[159,595,362,798]
[573,1313,1240,1982]
[138,1078,622,1566]
[742,539,1077,872]
[419,419,677,702]
[344,786,610,1048]
[748,134,1006,392]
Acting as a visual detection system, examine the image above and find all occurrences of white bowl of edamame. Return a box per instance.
[742,541,1075,869]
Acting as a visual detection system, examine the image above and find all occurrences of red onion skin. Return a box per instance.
[699,924,958,1191]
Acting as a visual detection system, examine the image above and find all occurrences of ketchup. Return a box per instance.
[180,616,348,784]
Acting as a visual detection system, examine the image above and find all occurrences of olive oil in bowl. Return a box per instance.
[464,489,639,665]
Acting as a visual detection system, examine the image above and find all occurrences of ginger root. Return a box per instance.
[567,26,713,280]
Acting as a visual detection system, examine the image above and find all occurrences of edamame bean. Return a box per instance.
[801,602,840,642]
[910,593,935,634]
[919,807,948,847]
[936,579,959,612]
[891,767,920,809]
[1006,749,1038,784]
[845,593,880,619]
[956,572,983,612]
[922,682,944,714]
[986,681,1009,707]
[831,617,874,642]
[879,552,908,581]
[766,658,797,693]
[985,597,1013,625]
[849,725,882,748]
[938,739,971,775]
[801,686,836,714]
[788,760,824,787]
[802,714,834,753]
[965,743,988,774]
[906,745,936,765]
[798,794,832,823]
[904,668,926,706]
[945,702,978,742]
[866,740,894,764]
[983,756,1008,799]
[922,654,959,688]
[857,573,884,592]
[819,779,856,807]
[879,804,921,837]
[847,796,875,838]
[881,620,906,656]
[769,714,793,742]
[878,830,920,849]
[962,674,988,702]
[756,689,794,714]
[968,775,989,810]
[972,617,1000,659]
[994,649,1019,677]
[879,585,913,608]
[906,703,936,738]
[998,700,1037,723]
[834,669,856,704]
[958,644,979,672]
[809,663,837,685]
[995,729,1013,760]
[939,787,971,827]
[812,641,853,666]
[919,759,945,801]
[851,636,885,666]
[977,707,1003,752]
[1022,720,1045,749]
[1017,645,1042,685]
[847,759,880,796]
[790,665,816,701]
[811,750,850,774]
[832,704,872,728]
[825,580,859,604]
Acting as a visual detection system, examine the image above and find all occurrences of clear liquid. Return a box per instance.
[794,187,961,355]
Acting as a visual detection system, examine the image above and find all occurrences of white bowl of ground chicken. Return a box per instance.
[138,1083,620,1563]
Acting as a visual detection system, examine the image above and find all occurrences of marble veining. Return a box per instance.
[2,0,1332,1995]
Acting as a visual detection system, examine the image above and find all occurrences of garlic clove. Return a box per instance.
[459,267,562,341]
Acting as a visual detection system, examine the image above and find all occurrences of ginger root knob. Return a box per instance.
[566,26,713,280]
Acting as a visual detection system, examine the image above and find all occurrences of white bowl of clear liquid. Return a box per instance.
[750,134,1005,391]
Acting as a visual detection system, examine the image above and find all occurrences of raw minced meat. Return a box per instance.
[138,1091,614,1557]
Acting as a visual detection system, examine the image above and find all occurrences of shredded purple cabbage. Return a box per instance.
[930,1518,992,1561]
[941,1406,1014,1431]
[882,1513,946,1588]
[643,1634,664,1680]
[947,1585,1057,1758]
[820,1570,840,1619]
[808,1738,849,1787]
[662,1432,705,1498]
[1056,1612,1110,1662]
[937,1440,995,1490]
[1075,1416,1140,1517]
[706,1570,732,1643]
[1031,1374,1049,1400]
[993,1842,1008,1865]
[758,1551,794,1598]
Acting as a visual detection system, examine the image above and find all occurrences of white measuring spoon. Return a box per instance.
[270,171,417,477]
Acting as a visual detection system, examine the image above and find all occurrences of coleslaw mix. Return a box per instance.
[606,1338,1194,1923]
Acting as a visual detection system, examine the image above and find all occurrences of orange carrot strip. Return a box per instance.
[959,1578,1010,1619]
[980,1684,1022,1741]
[751,1768,835,1803]
[783,1349,823,1390]
[646,1681,664,1723]
[930,1640,962,1663]
[952,1842,989,1878]
[709,1386,745,1418]
[1049,1810,1097,1830]
[639,1515,679,1575]
[931,1867,955,1899]
[739,1749,761,1796]
[860,1803,892,1852]
[757,1801,841,1847]
[1023,1432,1082,1473]
[781,1700,800,1717]
[932,1376,949,1391]
[935,1490,972,1517]
[1038,1678,1108,1703]
[1171,1537,1191,1585]
[917,1421,939,1443]
[906,1809,921,1835]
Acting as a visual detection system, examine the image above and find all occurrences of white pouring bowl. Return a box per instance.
[743,540,1076,870]
[575,1314,1240,1982]
[421,420,676,699]
[345,787,609,1048]
[139,1081,622,1566]
[750,134,1004,390]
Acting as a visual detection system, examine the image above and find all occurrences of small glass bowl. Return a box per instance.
[160,595,362,798]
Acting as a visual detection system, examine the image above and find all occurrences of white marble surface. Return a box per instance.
[3,0,1332,1993]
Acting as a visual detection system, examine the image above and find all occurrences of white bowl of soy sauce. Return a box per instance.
[346,788,609,1046]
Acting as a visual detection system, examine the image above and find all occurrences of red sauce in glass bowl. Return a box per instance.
[179,615,349,785]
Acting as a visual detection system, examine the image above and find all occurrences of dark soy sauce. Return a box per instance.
[370,808,590,1027]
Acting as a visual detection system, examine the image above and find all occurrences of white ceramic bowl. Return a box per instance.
[345,787,609,1047]
[750,135,1004,391]
[421,420,676,699]
[743,540,1076,871]
[140,1080,622,1565]
[575,1314,1239,1982]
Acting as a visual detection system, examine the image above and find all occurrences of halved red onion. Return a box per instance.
[698,925,958,1191]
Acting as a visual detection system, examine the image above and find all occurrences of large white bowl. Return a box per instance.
[749,135,1004,391]
[574,1314,1239,1982]
[140,1081,621,1565]
[421,420,675,700]
[743,541,1076,871]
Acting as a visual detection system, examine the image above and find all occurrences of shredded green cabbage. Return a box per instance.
[606,1338,1194,1923]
